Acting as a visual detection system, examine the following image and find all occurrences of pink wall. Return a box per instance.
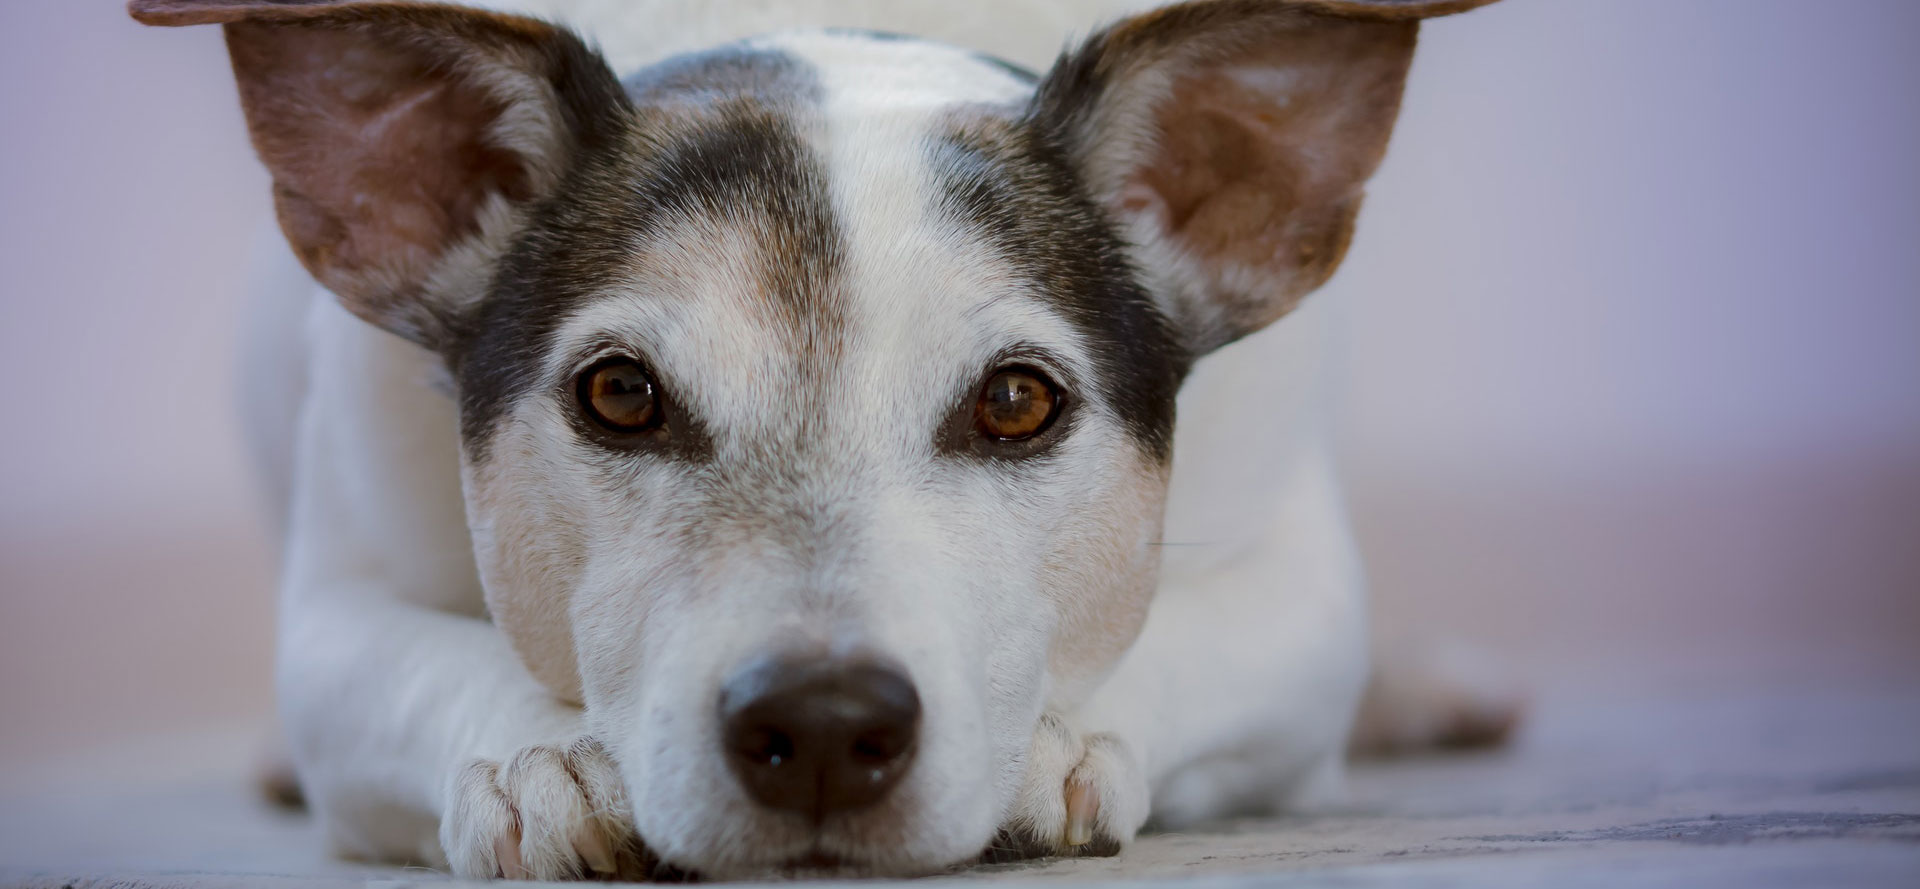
[2,1,1916,763]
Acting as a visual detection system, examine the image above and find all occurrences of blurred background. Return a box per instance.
[1,0,1916,775]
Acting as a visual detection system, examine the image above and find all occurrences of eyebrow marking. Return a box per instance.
[928,110,1188,462]
[453,44,846,463]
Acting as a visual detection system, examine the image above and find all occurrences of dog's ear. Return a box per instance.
[1031,0,1496,353]
[130,0,630,350]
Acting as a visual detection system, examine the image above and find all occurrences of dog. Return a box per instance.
[132,0,1514,879]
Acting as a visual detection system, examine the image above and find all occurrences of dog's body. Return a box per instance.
[254,218,1362,868]
[141,0,1509,879]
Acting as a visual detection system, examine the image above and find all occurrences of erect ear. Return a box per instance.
[130,0,630,350]
[1031,0,1497,354]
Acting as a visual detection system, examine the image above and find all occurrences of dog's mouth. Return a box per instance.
[671,840,999,881]
[643,846,886,882]
[778,849,856,876]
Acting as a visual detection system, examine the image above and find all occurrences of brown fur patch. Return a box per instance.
[132,0,631,348]
[1126,19,1413,336]
[1029,0,1500,352]
[452,44,835,458]
[230,20,534,337]
[1041,452,1171,705]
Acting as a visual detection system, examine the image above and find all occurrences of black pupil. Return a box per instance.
[984,372,1048,437]
[591,364,655,428]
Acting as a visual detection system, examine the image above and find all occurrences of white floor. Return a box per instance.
[4,685,1915,888]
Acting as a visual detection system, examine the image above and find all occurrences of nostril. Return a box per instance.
[732,725,796,767]
[850,727,911,765]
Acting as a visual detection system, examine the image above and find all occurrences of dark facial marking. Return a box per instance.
[450,45,843,463]
[929,112,1189,462]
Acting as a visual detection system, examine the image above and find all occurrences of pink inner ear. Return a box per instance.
[229,23,532,307]
[1132,80,1305,267]
[1129,61,1369,295]
[1112,22,1415,337]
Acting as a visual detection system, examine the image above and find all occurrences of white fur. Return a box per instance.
[257,0,1389,878]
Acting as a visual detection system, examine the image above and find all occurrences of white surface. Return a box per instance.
[4,686,1917,886]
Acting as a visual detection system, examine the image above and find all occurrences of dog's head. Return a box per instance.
[136,0,1487,876]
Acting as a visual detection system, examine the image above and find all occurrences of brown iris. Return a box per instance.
[578,358,661,433]
[976,367,1060,441]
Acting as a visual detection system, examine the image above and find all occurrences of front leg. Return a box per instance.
[991,715,1150,861]
[1067,445,1371,828]
[986,450,1366,860]
[274,301,642,875]
[282,587,651,879]
[277,579,609,870]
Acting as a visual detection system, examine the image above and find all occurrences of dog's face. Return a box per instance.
[136,0,1484,876]
[463,34,1186,873]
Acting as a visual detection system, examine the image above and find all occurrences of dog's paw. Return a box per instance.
[442,737,650,880]
[987,714,1149,863]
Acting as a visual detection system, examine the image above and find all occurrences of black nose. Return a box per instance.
[719,656,921,818]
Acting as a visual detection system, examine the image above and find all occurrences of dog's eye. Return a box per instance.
[976,367,1060,441]
[577,358,662,433]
